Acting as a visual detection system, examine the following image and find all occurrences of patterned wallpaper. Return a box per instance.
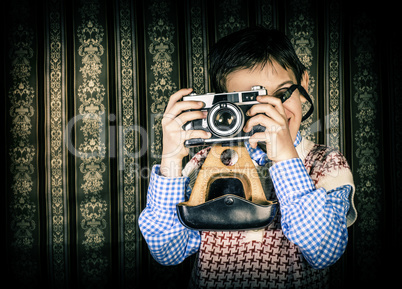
[6,0,40,284]
[5,0,400,288]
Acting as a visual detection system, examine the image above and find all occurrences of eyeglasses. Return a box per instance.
[272,84,314,121]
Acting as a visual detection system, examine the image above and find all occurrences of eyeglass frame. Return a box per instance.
[278,84,314,121]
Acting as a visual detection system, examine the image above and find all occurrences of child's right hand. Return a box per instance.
[160,88,211,177]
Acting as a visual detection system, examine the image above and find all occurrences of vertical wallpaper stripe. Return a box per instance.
[350,9,383,283]
[145,0,180,167]
[256,0,277,29]
[214,0,248,41]
[6,0,40,286]
[285,0,318,143]
[73,0,111,285]
[324,0,344,152]
[186,0,209,94]
[115,0,141,286]
[45,0,69,286]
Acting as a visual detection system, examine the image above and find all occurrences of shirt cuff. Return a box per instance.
[269,158,315,206]
[149,165,190,212]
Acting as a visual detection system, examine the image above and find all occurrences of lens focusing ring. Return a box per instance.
[207,102,244,137]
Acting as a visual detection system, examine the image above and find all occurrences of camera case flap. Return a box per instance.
[177,194,278,230]
[176,144,278,231]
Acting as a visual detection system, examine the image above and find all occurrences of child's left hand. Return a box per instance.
[243,95,298,163]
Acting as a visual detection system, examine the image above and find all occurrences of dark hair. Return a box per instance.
[209,27,306,92]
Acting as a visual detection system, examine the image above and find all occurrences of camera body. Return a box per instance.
[182,86,267,147]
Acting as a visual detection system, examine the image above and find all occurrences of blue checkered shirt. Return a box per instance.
[139,132,351,269]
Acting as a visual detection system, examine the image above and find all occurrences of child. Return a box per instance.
[139,27,357,288]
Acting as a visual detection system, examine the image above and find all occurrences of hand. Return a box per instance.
[243,95,298,163]
[160,88,211,177]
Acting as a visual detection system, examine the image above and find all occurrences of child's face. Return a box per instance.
[225,60,306,142]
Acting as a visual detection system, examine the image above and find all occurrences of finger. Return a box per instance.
[247,103,285,122]
[184,129,212,140]
[175,110,207,126]
[165,88,193,113]
[248,132,270,148]
[243,114,280,133]
[165,100,204,119]
[257,95,286,116]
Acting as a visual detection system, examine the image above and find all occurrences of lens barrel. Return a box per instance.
[207,102,244,137]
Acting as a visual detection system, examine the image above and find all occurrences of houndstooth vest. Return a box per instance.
[182,138,356,289]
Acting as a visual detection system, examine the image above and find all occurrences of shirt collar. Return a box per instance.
[294,131,302,147]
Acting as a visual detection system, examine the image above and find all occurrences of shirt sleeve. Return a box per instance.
[138,165,201,266]
[269,158,351,269]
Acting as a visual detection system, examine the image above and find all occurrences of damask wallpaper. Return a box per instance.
[4,0,400,288]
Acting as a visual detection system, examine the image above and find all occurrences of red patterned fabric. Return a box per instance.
[195,216,328,289]
[303,145,350,187]
[189,143,352,288]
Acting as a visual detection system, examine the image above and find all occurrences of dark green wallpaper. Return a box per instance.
[5,0,400,288]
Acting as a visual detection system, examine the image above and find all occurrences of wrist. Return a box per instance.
[160,157,183,178]
[270,146,298,163]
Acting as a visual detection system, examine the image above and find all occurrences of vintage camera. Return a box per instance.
[182,86,267,147]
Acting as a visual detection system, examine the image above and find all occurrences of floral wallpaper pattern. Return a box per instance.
[5,0,399,288]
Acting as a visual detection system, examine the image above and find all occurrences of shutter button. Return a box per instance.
[224,196,234,206]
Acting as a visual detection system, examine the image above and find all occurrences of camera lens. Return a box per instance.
[214,109,236,130]
[208,102,244,137]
